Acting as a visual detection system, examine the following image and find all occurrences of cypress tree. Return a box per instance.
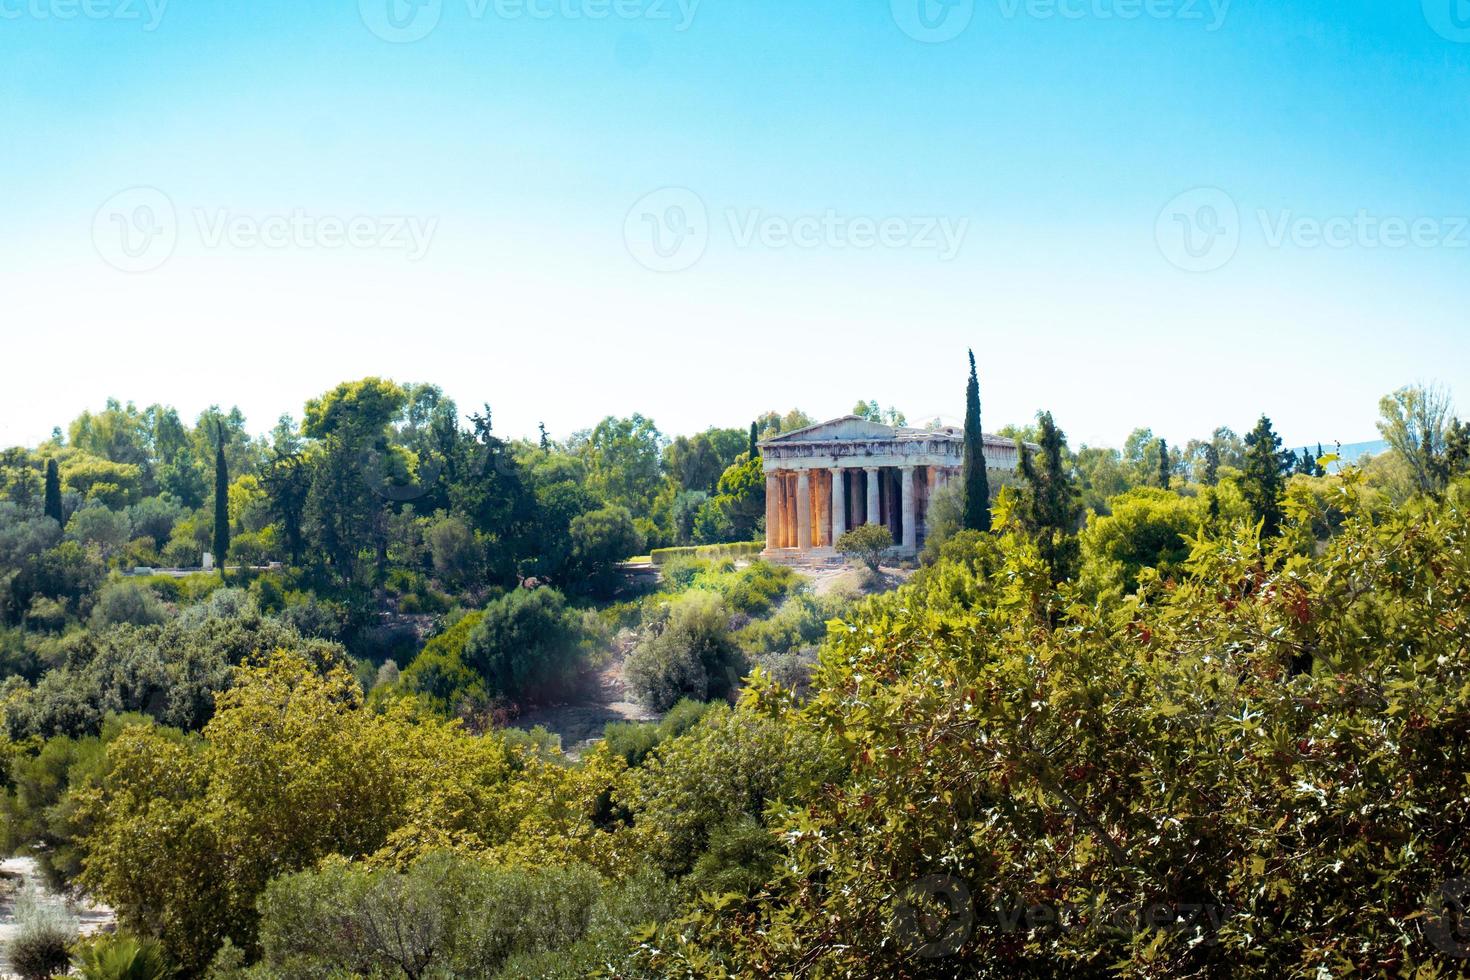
[1016,411,1082,585]
[214,423,231,571]
[538,422,551,452]
[962,349,991,532]
[1157,439,1170,489]
[1242,415,1290,537]
[1314,443,1328,478]
[749,421,759,460]
[43,458,63,526]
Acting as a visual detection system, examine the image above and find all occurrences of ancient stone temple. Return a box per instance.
[759,416,1023,559]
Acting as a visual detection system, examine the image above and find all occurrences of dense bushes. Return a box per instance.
[650,541,762,565]
[640,475,1470,976]
[624,591,744,711]
[247,852,672,979]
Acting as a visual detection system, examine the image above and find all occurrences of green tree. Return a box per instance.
[962,350,991,532]
[835,523,893,573]
[1241,414,1291,537]
[748,421,759,460]
[43,459,62,526]
[1376,384,1453,494]
[213,424,230,572]
[1157,438,1171,489]
[1015,411,1083,585]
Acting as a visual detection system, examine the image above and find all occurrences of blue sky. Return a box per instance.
[3,0,1468,450]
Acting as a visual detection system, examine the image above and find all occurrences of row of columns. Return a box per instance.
[764,464,957,556]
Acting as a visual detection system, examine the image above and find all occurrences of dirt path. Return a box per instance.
[509,652,657,759]
[0,856,114,976]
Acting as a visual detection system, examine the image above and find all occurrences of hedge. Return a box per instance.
[650,541,764,566]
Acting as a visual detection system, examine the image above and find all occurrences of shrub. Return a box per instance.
[650,541,762,565]
[72,932,174,980]
[602,698,718,767]
[624,592,743,712]
[8,885,76,980]
[463,587,588,703]
[835,523,893,571]
[90,580,169,629]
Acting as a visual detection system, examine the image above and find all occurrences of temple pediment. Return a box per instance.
[761,415,904,444]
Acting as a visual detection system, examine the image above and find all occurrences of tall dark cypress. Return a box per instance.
[1157,439,1171,489]
[962,349,991,532]
[1242,414,1289,537]
[213,423,230,571]
[43,458,63,526]
[749,422,759,460]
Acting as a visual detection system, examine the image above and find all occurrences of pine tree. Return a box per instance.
[1201,443,1221,487]
[749,421,759,460]
[1314,443,1328,478]
[43,458,63,526]
[1242,415,1290,537]
[1157,439,1171,489]
[962,349,991,532]
[1016,411,1082,585]
[538,422,551,452]
[214,423,231,572]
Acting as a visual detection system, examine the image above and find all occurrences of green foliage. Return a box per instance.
[625,591,743,711]
[639,472,1470,977]
[72,932,174,980]
[649,541,762,565]
[400,611,487,713]
[43,459,62,526]
[463,587,588,703]
[836,522,893,572]
[602,698,718,767]
[962,349,992,532]
[1079,487,1204,598]
[570,504,645,592]
[1242,414,1292,536]
[90,580,169,630]
[1014,410,1083,585]
[7,885,76,980]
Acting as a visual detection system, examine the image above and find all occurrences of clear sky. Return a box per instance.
[3,0,1468,451]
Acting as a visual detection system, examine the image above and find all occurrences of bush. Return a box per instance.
[90,580,169,629]
[624,591,744,712]
[72,932,174,980]
[463,587,588,703]
[602,698,718,767]
[254,852,660,979]
[8,885,76,980]
[835,523,893,572]
[650,541,762,566]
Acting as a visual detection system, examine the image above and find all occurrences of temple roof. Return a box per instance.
[759,415,1017,450]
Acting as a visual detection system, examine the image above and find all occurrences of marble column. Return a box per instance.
[796,470,813,551]
[770,470,782,549]
[901,466,917,553]
[785,473,798,548]
[830,467,846,545]
[865,466,881,528]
